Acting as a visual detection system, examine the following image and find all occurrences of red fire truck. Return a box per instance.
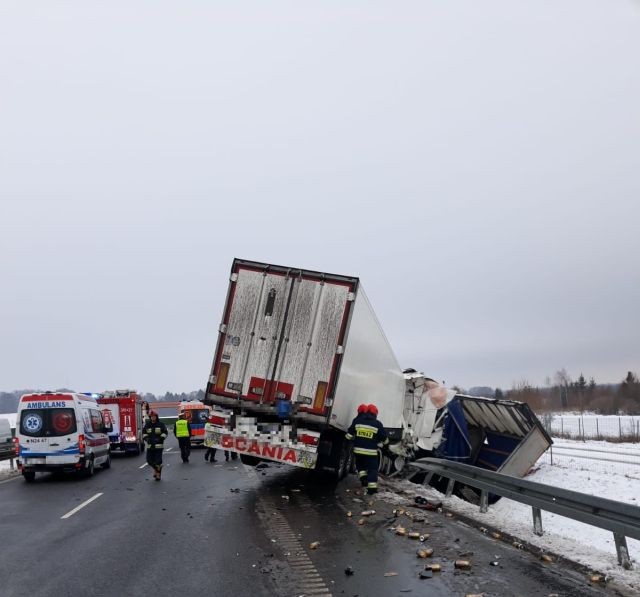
[97,390,145,455]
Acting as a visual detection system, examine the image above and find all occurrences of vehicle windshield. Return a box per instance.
[20,408,77,437]
[184,409,209,425]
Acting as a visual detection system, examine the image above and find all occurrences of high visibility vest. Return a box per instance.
[175,419,190,438]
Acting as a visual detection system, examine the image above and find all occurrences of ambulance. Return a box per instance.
[177,400,212,446]
[16,392,111,482]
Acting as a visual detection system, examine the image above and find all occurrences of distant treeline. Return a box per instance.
[462,370,640,415]
[0,389,205,415]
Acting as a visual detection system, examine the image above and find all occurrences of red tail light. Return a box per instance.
[13,437,19,456]
[300,433,319,446]
[78,434,86,454]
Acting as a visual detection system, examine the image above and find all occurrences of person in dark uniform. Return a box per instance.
[142,411,168,480]
[345,403,389,495]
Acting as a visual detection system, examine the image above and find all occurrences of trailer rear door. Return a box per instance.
[208,260,357,417]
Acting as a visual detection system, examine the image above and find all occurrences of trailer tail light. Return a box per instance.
[313,381,328,411]
[78,434,86,454]
[210,415,227,426]
[215,363,230,392]
[300,433,319,446]
[13,437,19,456]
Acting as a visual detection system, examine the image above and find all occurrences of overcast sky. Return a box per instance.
[1,1,639,395]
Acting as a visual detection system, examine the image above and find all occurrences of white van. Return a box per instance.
[16,392,111,482]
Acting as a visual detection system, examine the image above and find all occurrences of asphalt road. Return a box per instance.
[0,436,629,597]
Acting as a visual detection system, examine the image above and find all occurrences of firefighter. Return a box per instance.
[345,403,389,495]
[174,412,192,463]
[142,410,168,480]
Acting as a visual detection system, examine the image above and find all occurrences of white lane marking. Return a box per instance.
[61,492,103,519]
[0,475,21,485]
[139,463,148,469]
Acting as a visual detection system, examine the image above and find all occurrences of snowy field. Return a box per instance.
[382,439,640,594]
[546,413,640,441]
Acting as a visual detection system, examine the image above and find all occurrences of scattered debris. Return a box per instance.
[455,560,472,570]
[358,519,365,526]
[419,569,433,579]
[344,566,354,576]
[309,541,320,550]
[395,527,407,536]
[589,574,606,583]
[458,551,473,557]
[464,594,484,597]
[419,534,429,542]
[416,548,434,558]
[384,571,398,577]
[426,563,441,572]
[361,510,376,517]
[346,511,352,517]
[281,495,290,500]
[489,561,500,567]
[490,532,501,540]
[541,554,554,563]
[445,512,454,518]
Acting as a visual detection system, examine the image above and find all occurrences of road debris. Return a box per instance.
[384,571,398,577]
[361,510,376,517]
[309,541,320,549]
[541,554,554,563]
[395,526,407,536]
[419,534,429,542]
[346,511,352,517]
[281,495,290,500]
[407,532,421,539]
[416,548,434,558]
[489,561,500,567]
[426,563,441,572]
[444,512,454,518]
[491,532,501,540]
[358,518,366,525]
[455,560,472,570]
[344,566,354,576]
[589,574,606,583]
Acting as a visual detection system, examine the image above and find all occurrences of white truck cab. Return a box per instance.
[16,392,111,482]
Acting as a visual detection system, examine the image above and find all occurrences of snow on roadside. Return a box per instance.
[380,448,640,594]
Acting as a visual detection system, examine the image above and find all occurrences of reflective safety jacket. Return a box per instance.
[345,412,389,456]
[174,419,191,438]
[143,420,168,449]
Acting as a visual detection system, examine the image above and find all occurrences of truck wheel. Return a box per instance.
[239,454,260,466]
[23,471,35,483]
[337,441,352,480]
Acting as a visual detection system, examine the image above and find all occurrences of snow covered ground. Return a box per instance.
[548,414,640,440]
[381,440,640,594]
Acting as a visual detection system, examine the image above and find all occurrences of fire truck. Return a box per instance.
[97,390,145,455]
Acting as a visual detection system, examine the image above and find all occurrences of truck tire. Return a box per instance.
[239,454,260,466]
[23,471,35,483]
[336,440,352,480]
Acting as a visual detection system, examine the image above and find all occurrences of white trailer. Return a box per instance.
[204,259,406,478]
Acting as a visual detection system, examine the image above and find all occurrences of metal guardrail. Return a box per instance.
[0,446,17,468]
[411,457,640,570]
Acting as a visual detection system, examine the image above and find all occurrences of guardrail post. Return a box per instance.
[445,478,455,498]
[422,471,434,486]
[614,533,632,570]
[532,507,543,536]
[479,490,488,513]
